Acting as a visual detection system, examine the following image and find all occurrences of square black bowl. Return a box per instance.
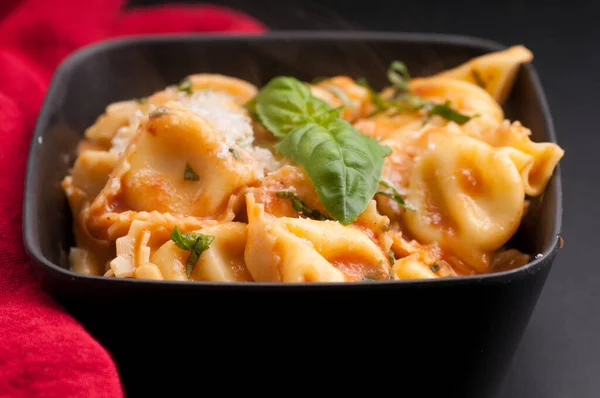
[23,32,562,397]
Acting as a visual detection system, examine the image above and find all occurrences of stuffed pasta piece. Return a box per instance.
[62,46,563,282]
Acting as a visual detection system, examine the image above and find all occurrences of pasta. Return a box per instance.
[62,46,564,282]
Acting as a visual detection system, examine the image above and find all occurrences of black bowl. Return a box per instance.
[23,32,562,397]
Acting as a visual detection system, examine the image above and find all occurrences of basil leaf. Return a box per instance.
[277,120,390,224]
[276,191,330,221]
[244,97,258,118]
[170,227,215,278]
[254,77,332,137]
[184,163,199,181]
[387,61,411,93]
[170,226,198,251]
[426,100,472,124]
[184,250,201,277]
[430,263,441,273]
[253,76,392,225]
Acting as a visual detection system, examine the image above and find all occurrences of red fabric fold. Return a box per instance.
[0,0,265,396]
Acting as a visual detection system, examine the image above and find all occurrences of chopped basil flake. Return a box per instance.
[359,62,473,126]
[178,78,193,95]
[229,147,241,160]
[471,69,486,88]
[276,191,330,221]
[184,163,199,181]
[425,100,472,124]
[358,77,425,117]
[356,78,396,116]
[377,180,414,211]
[170,226,215,278]
[388,250,396,265]
[149,107,171,118]
[430,263,441,273]
[387,60,411,93]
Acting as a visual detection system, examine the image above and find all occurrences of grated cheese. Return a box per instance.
[247,147,284,178]
[180,90,253,146]
[108,89,283,176]
[179,90,282,177]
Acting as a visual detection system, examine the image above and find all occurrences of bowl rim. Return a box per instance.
[22,31,563,290]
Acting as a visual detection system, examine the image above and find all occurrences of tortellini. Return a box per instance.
[63,46,562,282]
[433,45,533,103]
[403,135,524,271]
[249,165,327,219]
[86,101,258,240]
[108,220,251,281]
[409,77,504,122]
[84,100,140,148]
[148,222,251,281]
[244,194,390,282]
[463,118,564,196]
[70,150,119,198]
[62,177,115,276]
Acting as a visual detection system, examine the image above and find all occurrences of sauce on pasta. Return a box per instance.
[62,45,564,282]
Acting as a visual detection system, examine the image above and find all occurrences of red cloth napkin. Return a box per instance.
[0,1,265,396]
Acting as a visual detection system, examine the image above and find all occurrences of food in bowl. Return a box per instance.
[61,45,563,282]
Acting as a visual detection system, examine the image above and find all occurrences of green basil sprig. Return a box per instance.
[251,76,391,225]
[359,61,473,124]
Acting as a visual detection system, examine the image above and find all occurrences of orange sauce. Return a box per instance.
[107,193,127,213]
[456,167,484,197]
[328,253,386,280]
[423,195,457,238]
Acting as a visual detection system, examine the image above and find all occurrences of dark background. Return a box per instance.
[128,1,599,397]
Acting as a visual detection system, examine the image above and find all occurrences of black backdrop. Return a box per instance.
[126,1,600,397]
